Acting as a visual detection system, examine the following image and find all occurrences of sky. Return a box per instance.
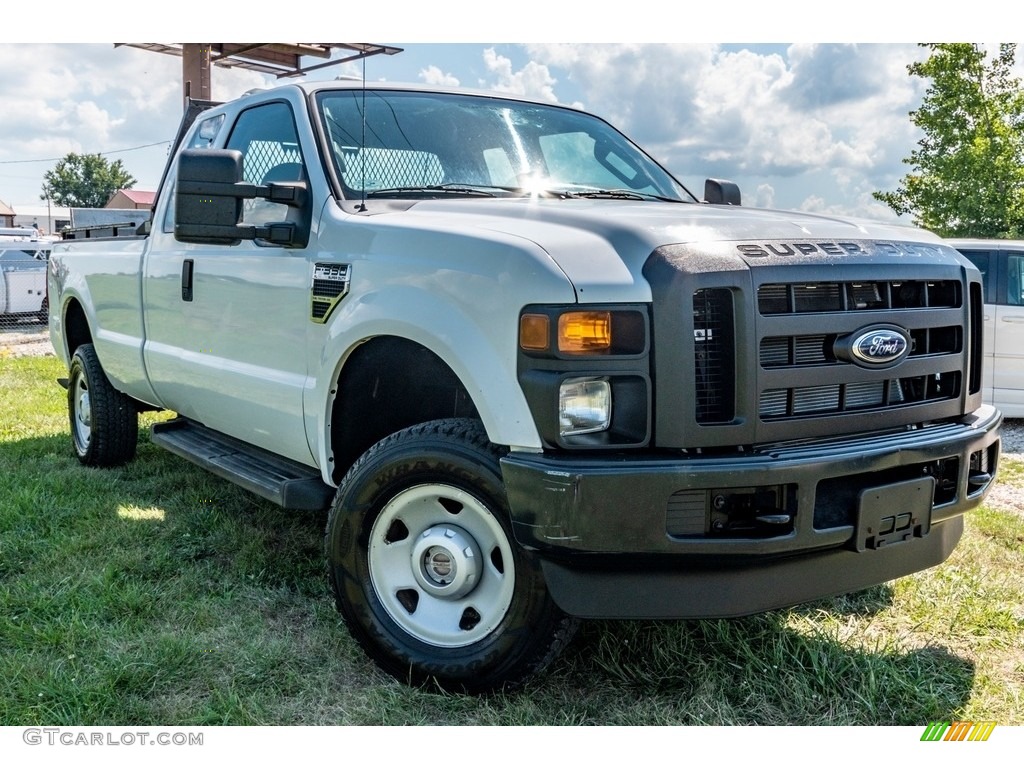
[2,5,1020,228]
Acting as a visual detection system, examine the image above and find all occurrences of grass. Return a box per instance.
[1,354,1022,725]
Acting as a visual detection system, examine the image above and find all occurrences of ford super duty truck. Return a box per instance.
[48,81,1002,692]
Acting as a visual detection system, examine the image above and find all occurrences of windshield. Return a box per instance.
[315,89,695,202]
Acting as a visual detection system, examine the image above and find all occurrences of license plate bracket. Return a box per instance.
[855,476,934,552]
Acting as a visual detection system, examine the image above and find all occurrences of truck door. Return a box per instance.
[143,100,316,464]
[993,249,1024,416]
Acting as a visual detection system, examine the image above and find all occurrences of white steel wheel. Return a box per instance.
[70,366,93,454]
[368,483,516,648]
[326,418,577,693]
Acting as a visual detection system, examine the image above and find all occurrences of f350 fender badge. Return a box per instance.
[834,325,911,368]
[311,263,351,324]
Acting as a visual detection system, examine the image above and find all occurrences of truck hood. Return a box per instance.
[398,198,949,303]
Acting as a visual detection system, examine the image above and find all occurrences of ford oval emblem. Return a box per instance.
[849,328,910,367]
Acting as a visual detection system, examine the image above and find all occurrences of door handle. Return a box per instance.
[181,259,194,302]
[1001,315,1024,323]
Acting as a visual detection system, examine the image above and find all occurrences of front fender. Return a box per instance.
[308,286,574,480]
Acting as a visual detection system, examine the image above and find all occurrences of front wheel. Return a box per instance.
[68,343,138,467]
[325,419,577,693]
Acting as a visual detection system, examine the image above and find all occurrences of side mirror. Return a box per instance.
[704,178,741,206]
[174,149,310,247]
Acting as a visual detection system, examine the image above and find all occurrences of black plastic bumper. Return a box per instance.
[500,406,1001,619]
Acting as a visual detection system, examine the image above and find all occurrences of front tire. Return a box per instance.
[68,343,138,467]
[325,419,577,693]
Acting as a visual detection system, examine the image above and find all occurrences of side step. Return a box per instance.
[150,418,334,510]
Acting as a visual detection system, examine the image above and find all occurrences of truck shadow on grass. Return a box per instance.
[0,431,976,726]
[535,610,974,725]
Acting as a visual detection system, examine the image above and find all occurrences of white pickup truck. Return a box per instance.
[48,81,1002,692]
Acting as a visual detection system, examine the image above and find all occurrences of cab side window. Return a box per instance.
[225,101,307,227]
[189,114,226,149]
[1008,254,1024,306]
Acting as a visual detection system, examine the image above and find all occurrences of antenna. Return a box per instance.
[357,56,367,212]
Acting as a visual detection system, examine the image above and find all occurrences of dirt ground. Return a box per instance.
[0,326,52,359]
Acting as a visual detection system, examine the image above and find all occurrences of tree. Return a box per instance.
[40,153,137,209]
[875,43,1024,238]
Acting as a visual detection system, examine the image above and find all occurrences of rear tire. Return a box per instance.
[325,418,577,693]
[68,343,138,467]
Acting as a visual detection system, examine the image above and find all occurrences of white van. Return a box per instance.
[948,239,1024,417]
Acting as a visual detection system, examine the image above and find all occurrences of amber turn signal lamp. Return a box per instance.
[519,314,551,351]
[558,311,612,354]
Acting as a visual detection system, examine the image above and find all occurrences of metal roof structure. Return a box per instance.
[119,43,402,77]
[118,44,403,102]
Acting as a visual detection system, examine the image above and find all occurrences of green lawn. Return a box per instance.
[1,354,1021,725]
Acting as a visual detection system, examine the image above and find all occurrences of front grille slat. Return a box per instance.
[791,384,839,415]
[759,280,961,314]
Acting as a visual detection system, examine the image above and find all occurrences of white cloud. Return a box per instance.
[754,184,776,209]
[798,191,901,222]
[526,43,713,141]
[420,65,460,87]
[521,43,927,217]
[72,101,121,145]
[479,48,559,102]
[0,44,275,204]
[0,41,946,218]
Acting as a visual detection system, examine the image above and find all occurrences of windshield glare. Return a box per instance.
[316,90,694,202]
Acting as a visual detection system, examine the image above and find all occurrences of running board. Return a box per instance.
[150,418,334,510]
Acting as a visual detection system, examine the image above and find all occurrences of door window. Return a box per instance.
[226,101,307,227]
[1007,254,1024,306]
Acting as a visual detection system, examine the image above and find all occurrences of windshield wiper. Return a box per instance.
[562,188,685,202]
[365,184,499,199]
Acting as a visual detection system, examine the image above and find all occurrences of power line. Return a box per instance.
[0,140,172,165]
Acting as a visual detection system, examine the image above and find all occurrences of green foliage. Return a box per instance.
[876,44,1024,238]
[40,153,137,209]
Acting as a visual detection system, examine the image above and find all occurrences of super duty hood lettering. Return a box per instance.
[737,240,945,259]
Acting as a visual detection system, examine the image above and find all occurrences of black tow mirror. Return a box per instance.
[704,178,741,206]
[174,149,310,247]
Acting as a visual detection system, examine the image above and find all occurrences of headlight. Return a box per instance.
[519,308,645,357]
[559,377,611,436]
[517,304,650,449]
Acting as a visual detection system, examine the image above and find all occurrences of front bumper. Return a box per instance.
[500,405,1002,618]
